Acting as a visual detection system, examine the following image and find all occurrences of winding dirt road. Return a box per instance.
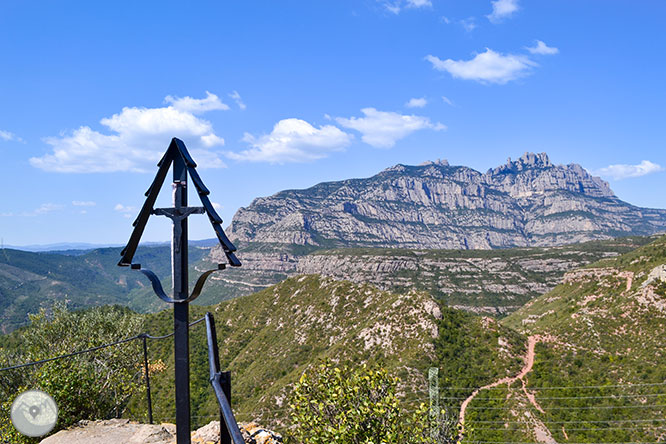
[458,335,556,442]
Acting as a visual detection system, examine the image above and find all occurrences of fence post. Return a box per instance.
[429,367,440,439]
[142,335,154,424]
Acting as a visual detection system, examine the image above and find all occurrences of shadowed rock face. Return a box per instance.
[228,152,666,249]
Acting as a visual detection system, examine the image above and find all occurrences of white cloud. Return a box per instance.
[384,2,401,14]
[114,204,137,218]
[595,160,664,180]
[31,93,227,173]
[212,202,223,211]
[426,48,536,84]
[0,130,24,143]
[228,118,353,163]
[228,91,247,110]
[72,201,96,207]
[459,17,477,32]
[21,203,64,217]
[487,0,519,22]
[114,203,136,212]
[336,108,445,148]
[381,0,431,14]
[442,96,455,106]
[35,203,63,215]
[406,0,431,7]
[441,16,451,24]
[526,40,559,55]
[164,91,229,114]
[406,97,427,108]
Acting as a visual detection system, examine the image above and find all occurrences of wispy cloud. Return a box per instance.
[19,203,64,217]
[228,118,353,163]
[426,48,536,84]
[406,97,427,108]
[381,0,431,14]
[0,130,24,143]
[228,91,247,110]
[31,93,228,173]
[406,0,431,7]
[595,160,664,180]
[114,204,136,212]
[487,0,519,23]
[34,203,63,215]
[441,96,455,106]
[164,91,229,114]
[72,201,96,207]
[114,203,137,218]
[336,108,445,148]
[459,17,477,32]
[526,40,559,55]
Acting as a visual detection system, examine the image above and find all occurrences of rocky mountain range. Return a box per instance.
[228,152,666,249]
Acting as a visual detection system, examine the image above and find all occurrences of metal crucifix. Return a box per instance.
[118,138,240,444]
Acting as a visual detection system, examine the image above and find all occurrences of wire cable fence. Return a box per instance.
[0,313,243,444]
[0,316,206,373]
[3,337,666,444]
[423,369,666,444]
[0,316,207,428]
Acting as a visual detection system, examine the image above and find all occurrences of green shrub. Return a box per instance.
[288,361,437,444]
[0,303,143,443]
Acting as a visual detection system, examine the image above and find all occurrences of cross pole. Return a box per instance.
[118,138,241,444]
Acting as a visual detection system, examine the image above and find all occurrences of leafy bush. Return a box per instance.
[0,303,143,443]
[288,361,439,444]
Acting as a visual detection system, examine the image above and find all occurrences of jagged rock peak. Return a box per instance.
[490,152,552,174]
[227,151,666,250]
[419,158,450,167]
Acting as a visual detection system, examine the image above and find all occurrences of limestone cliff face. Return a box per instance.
[228,153,666,249]
[205,238,644,316]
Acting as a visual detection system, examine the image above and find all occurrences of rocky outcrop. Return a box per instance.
[192,421,283,444]
[227,152,666,249]
[204,238,641,316]
[39,419,282,444]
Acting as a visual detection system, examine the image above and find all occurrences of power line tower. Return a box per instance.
[118,138,240,444]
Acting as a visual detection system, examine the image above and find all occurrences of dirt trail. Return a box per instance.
[458,335,556,442]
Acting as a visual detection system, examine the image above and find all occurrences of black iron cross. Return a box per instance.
[118,138,240,444]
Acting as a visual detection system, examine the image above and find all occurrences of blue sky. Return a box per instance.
[1,0,665,246]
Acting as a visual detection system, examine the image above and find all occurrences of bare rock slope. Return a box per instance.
[228,153,666,249]
[40,419,282,444]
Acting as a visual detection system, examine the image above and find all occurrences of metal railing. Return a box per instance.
[0,313,244,443]
[204,312,244,444]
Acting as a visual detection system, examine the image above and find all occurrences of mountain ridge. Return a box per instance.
[228,152,666,249]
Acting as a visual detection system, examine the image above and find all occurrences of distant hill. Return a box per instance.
[0,237,652,332]
[0,246,209,333]
[2,242,125,253]
[228,152,666,249]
